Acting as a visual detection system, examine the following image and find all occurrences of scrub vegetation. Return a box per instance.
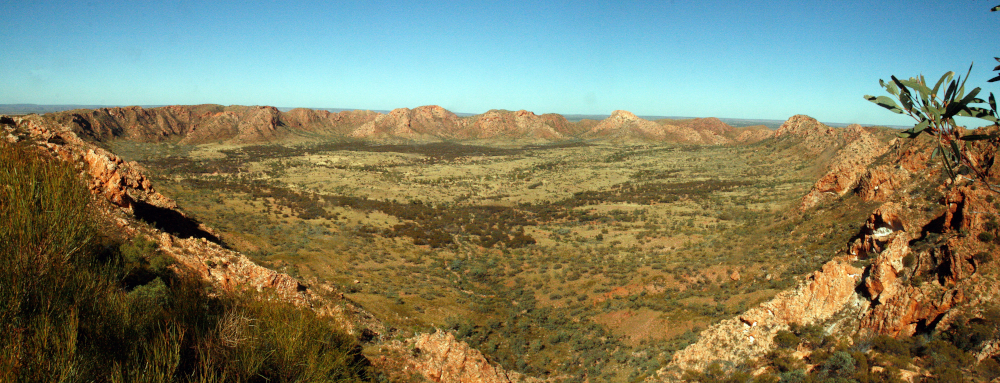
[109,136,886,380]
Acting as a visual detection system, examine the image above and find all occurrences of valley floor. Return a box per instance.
[113,139,880,380]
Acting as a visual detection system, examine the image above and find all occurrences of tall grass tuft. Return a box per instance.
[0,140,375,381]
[1,140,96,381]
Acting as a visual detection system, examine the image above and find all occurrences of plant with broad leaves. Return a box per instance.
[865,5,1000,191]
[865,59,1000,191]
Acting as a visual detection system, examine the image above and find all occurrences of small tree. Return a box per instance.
[865,5,1000,191]
[865,63,999,188]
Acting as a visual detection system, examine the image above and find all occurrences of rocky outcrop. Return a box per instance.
[663,127,1000,379]
[409,331,528,383]
[857,184,996,337]
[6,114,176,210]
[798,124,894,210]
[282,108,379,137]
[585,110,669,141]
[371,330,537,383]
[462,109,568,140]
[773,115,838,151]
[664,260,866,375]
[50,104,294,144]
[661,117,735,144]
[158,233,308,302]
[351,107,432,140]
[585,114,774,145]
[733,125,775,143]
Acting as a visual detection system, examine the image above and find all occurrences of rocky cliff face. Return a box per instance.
[282,107,379,137]
[372,330,537,383]
[8,114,176,210]
[798,124,894,210]
[659,125,1000,379]
[50,105,293,145]
[666,260,867,374]
[460,109,568,140]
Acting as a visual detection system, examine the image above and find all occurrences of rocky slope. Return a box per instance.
[658,124,1000,380]
[2,114,527,383]
[39,104,774,145]
[370,330,539,383]
[585,110,672,141]
[656,117,772,144]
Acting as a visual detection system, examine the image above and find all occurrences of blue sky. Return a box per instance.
[1,1,997,126]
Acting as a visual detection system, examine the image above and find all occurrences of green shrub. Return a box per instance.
[945,311,1000,352]
[902,253,916,268]
[821,351,856,379]
[773,330,800,349]
[979,232,996,243]
[765,349,804,374]
[791,323,825,346]
[978,357,1000,378]
[925,339,972,369]
[872,335,910,358]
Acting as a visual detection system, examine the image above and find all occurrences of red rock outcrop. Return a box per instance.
[282,108,379,136]
[662,117,734,144]
[461,109,567,140]
[664,260,866,375]
[857,182,1000,337]
[49,104,369,145]
[585,110,669,141]
[585,114,773,144]
[797,124,894,209]
[773,114,837,145]
[6,114,176,210]
[405,330,530,383]
[733,125,775,143]
[662,124,1000,379]
[351,107,426,140]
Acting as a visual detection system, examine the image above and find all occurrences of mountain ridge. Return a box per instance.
[35,104,867,146]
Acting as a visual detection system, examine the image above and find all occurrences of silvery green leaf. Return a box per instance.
[865,95,904,114]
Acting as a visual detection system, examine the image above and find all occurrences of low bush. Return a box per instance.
[773,330,800,349]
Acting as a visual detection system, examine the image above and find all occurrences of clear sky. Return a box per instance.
[1,1,997,126]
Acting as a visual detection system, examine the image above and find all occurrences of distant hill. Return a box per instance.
[24,104,790,145]
[1,104,902,131]
[0,104,147,115]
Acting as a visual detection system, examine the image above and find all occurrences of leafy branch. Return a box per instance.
[865,59,1000,191]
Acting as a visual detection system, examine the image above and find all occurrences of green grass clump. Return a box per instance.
[0,141,373,382]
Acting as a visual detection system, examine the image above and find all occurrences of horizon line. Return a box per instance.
[0,103,912,129]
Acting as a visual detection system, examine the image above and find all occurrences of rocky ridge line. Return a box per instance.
[42,104,776,145]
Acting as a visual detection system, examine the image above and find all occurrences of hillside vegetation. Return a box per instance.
[0,140,375,382]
